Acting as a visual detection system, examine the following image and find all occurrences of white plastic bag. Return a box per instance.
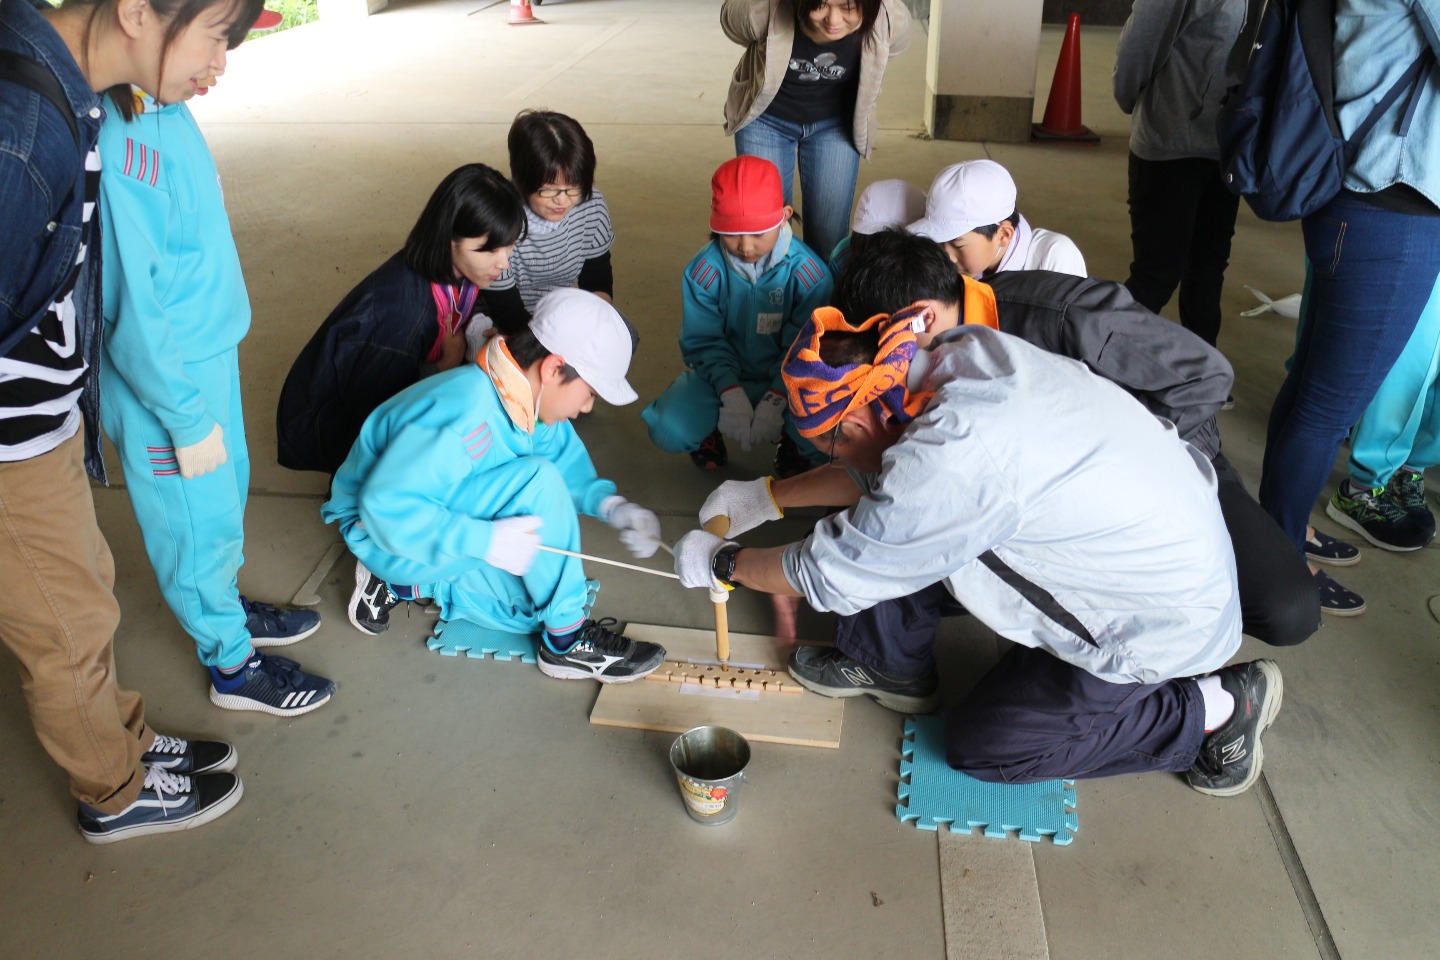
[1240,286,1302,319]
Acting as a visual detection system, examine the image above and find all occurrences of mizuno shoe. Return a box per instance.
[1186,659,1283,797]
[787,645,940,714]
[78,766,243,844]
[537,618,665,683]
[349,559,399,635]
[209,652,335,717]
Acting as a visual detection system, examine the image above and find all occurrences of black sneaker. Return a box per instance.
[537,617,665,683]
[773,433,818,479]
[242,596,320,648]
[787,645,940,714]
[1186,659,1283,797]
[689,430,727,470]
[78,767,243,844]
[349,559,398,635]
[1327,480,1433,551]
[208,652,336,717]
[1385,469,1436,541]
[142,734,237,775]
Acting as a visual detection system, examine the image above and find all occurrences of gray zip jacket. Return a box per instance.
[1113,0,1250,161]
[784,326,1241,685]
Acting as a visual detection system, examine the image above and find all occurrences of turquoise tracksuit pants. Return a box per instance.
[342,457,590,635]
[642,374,818,457]
[100,349,252,669]
[1348,273,1440,488]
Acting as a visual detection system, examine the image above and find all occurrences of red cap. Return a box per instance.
[709,156,786,234]
[253,9,283,29]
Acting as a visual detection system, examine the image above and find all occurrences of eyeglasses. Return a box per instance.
[825,422,844,467]
[535,186,584,199]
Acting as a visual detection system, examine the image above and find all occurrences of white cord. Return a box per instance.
[536,544,680,580]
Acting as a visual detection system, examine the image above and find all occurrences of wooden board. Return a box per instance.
[590,624,844,749]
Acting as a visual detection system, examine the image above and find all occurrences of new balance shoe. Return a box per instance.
[209,652,335,717]
[689,430,727,470]
[78,766,243,844]
[1303,529,1360,567]
[242,596,320,648]
[349,559,398,635]
[1326,480,1433,551]
[787,645,940,714]
[142,734,237,775]
[537,617,665,683]
[1385,468,1436,541]
[1186,659,1283,797]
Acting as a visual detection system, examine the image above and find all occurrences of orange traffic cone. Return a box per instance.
[1032,13,1099,145]
[508,0,543,26]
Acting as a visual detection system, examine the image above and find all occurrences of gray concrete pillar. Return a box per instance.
[924,0,1045,143]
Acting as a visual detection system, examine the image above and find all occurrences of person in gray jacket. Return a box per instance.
[1114,0,1250,348]
[673,306,1282,796]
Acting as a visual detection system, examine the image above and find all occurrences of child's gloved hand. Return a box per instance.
[175,424,227,479]
[699,477,782,537]
[600,496,662,559]
[673,530,735,591]
[717,387,754,451]
[750,391,787,446]
[483,515,543,576]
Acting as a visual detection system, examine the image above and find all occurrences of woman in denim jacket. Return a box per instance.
[1257,0,1440,616]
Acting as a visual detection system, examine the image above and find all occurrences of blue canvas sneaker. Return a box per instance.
[78,767,243,844]
[141,734,237,775]
[242,596,321,647]
[209,652,335,717]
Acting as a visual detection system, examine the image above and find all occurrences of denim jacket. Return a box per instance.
[1337,0,1440,204]
[0,0,108,479]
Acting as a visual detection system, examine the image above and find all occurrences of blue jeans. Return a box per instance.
[733,113,860,266]
[1259,191,1440,551]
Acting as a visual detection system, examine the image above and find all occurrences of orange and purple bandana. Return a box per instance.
[782,307,933,438]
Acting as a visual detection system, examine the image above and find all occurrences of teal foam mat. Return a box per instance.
[897,715,1077,845]
[424,580,600,664]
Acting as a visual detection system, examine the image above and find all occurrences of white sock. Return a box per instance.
[1198,675,1235,732]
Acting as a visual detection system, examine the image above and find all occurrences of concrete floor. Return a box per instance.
[2,2,1437,958]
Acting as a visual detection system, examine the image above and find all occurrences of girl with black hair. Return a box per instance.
[277,163,527,475]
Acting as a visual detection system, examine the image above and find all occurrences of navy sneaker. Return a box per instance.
[242,596,321,648]
[787,645,940,714]
[1303,529,1360,567]
[1187,659,1283,797]
[142,734,237,775]
[1327,480,1433,551]
[348,559,398,635]
[1385,469,1436,541]
[78,766,243,844]
[209,652,335,717]
[537,618,665,683]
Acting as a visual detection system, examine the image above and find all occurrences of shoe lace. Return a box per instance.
[147,734,187,757]
[575,617,630,655]
[141,765,191,798]
[1350,486,1408,523]
[1391,472,1426,509]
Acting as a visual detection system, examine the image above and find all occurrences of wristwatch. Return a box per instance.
[711,544,741,587]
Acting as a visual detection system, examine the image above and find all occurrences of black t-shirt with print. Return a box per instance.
[764,28,862,125]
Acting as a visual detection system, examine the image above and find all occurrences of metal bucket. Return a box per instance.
[669,725,750,825]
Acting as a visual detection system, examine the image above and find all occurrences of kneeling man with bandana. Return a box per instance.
[673,308,1281,796]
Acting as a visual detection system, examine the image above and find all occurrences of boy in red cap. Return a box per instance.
[642,156,833,476]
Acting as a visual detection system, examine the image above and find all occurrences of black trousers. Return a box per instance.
[1124,153,1241,347]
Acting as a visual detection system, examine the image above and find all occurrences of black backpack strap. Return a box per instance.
[0,49,81,154]
[1345,48,1435,159]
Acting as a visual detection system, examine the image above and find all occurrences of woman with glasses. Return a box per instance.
[482,110,616,335]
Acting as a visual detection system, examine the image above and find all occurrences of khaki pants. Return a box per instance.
[0,428,151,814]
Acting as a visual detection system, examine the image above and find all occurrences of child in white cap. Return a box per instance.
[323,289,668,683]
[909,160,1086,280]
[828,178,927,278]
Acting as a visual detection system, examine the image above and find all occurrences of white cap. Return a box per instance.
[907,160,1017,243]
[851,180,927,235]
[528,289,638,405]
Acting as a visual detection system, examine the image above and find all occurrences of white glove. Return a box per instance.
[674,530,734,591]
[483,515,543,576]
[716,388,754,451]
[600,495,662,559]
[699,478,782,537]
[174,423,226,479]
[750,391,787,447]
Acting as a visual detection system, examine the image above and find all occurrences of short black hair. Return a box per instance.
[503,326,580,382]
[508,110,596,200]
[794,0,883,38]
[834,229,964,321]
[403,164,527,283]
[970,210,1020,240]
[817,327,882,369]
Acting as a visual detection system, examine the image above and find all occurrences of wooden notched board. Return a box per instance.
[590,624,844,749]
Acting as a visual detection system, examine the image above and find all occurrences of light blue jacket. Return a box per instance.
[679,236,832,395]
[98,95,250,448]
[321,364,615,581]
[1338,0,1440,204]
